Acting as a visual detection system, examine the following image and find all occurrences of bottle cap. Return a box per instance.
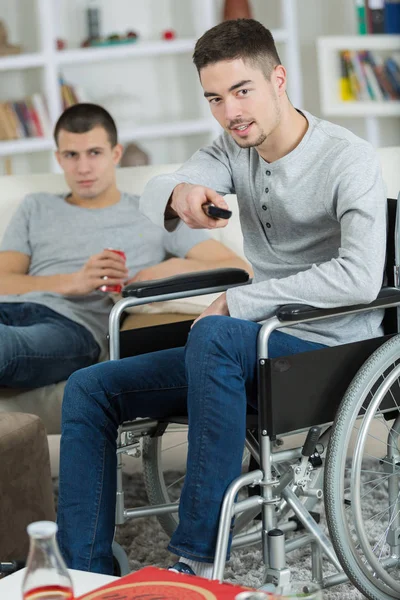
[27,521,58,538]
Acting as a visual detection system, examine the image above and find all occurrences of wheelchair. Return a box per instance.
[108,195,400,600]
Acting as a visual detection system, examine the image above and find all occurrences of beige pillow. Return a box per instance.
[111,292,221,315]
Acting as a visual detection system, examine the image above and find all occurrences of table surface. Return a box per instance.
[0,567,117,599]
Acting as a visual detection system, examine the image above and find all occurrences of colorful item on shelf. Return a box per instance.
[384,0,400,34]
[0,20,21,55]
[56,38,67,50]
[162,29,176,40]
[81,30,139,48]
[357,0,400,35]
[0,94,50,141]
[355,0,368,34]
[365,0,385,34]
[59,76,90,110]
[339,51,357,100]
[337,48,400,101]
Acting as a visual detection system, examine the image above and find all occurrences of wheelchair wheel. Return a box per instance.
[142,422,325,543]
[142,422,188,537]
[325,335,400,600]
[141,422,254,539]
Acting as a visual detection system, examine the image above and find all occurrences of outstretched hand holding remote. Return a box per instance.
[167,182,231,229]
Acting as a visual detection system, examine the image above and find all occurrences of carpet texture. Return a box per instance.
[110,471,364,599]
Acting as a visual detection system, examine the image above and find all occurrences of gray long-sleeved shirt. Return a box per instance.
[140,110,387,347]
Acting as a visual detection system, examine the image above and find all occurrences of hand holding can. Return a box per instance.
[99,248,127,293]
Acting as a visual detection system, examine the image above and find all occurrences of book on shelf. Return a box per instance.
[355,0,368,34]
[338,49,400,101]
[355,1,400,34]
[365,0,385,34]
[386,56,400,93]
[339,51,357,100]
[0,93,51,142]
[59,76,90,110]
[384,0,400,33]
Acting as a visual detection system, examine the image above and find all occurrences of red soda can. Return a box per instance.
[99,248,126,293]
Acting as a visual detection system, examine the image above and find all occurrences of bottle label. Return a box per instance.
[23,584,74,599]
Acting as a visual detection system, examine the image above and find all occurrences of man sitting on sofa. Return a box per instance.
[0,102,249,389]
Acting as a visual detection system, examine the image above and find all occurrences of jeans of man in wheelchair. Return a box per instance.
[56,250,400,600]
[56,311,326,571]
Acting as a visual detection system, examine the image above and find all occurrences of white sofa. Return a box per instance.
[0,148,399,443]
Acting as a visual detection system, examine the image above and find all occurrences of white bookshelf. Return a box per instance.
[0,138,53,157]
[57,39,200,65]
[0,53,46,71]
[0,120,219,158]
[0,0,303,172]
[317,35,400,147]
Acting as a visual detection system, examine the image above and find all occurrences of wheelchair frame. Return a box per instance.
[106,196,400,599]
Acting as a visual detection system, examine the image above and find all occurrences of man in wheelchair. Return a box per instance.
[56,18,387,589]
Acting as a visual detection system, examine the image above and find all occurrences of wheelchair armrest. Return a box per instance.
[122,268,250,298]
[276,287,400,323]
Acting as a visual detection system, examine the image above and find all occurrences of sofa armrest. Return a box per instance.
[122,268,250,299]
[276,287,400,323]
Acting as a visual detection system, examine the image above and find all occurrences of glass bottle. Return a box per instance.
[22,521,74,600]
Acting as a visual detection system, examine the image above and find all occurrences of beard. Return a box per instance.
[232,128,267,149]
[230,94,281,149]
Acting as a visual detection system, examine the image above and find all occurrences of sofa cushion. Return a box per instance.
[0,383,66,436]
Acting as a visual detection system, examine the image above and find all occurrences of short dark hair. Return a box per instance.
[53,103,118,147]
[193,19,281,79]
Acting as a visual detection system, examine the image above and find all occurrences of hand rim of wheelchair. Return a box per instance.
[325,334,400,600]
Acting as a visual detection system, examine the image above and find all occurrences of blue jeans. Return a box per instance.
[0,302,100,388]
[57,316,326,574]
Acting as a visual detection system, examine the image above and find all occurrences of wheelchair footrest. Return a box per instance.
[288,511,321,532]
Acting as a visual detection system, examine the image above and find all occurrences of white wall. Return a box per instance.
[0,0,398,175]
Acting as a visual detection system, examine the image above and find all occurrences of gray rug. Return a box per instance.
[111,471,364,599]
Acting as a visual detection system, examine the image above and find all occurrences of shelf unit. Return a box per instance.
[0,0,303,172]
[317,35,400,147]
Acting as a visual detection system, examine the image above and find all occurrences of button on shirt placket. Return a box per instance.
[263,170,272,232]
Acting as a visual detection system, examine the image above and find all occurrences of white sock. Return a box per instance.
[179,557,215,579]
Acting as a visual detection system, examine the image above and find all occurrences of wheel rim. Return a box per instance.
[351,365,400,591]
[338,353,400,594]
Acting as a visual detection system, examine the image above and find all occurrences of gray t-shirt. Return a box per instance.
[0,192,209,357]
[140,110,387,347]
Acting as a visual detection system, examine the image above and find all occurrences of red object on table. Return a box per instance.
[162,29,176,40]
[75,566,274,600]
